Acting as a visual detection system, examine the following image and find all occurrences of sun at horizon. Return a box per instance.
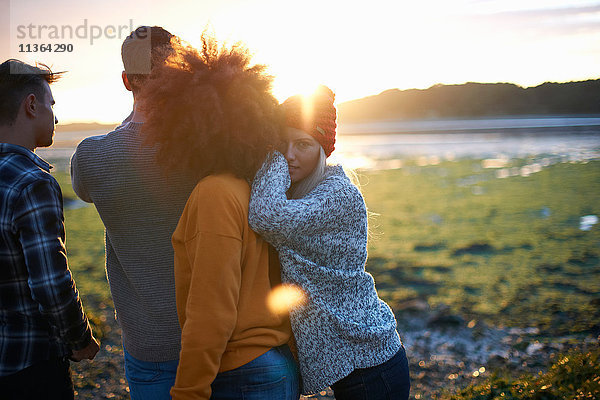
[5,0,598,124]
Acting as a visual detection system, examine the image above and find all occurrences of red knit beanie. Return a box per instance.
[282,85,337,157]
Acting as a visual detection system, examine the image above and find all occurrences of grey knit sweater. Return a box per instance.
[70,121,196,362]
[249,152,402,394]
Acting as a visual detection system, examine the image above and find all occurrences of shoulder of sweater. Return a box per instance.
[73,128,151,171]
[182,174,249,236]
[318,166,363,201]
[322,165,351,184]
[192,173,250,203]
[76,125,141,151]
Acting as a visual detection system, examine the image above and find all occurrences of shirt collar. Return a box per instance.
[0,143,53,172]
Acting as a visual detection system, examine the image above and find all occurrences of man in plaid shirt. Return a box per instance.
[0,59,99,399]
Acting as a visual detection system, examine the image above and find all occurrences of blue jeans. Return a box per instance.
[123,348,179,400]
[331,346,410,400]
[210,345,300,400]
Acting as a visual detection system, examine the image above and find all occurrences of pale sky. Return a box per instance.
[1,0,599,124]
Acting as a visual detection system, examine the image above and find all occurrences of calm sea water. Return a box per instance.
[331,117,600,168]
[38,117,600,170]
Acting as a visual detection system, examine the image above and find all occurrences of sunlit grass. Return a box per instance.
[53,158,600,337]
[435,346,600,400]
[360,158,600,334]
[50,158,599,398]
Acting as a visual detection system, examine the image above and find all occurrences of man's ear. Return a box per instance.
[23,94,37,118]
[122,71,133,92]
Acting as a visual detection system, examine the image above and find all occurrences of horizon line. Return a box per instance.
[56,76,600,126]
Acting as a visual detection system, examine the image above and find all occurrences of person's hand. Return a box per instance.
[70,335,100,362]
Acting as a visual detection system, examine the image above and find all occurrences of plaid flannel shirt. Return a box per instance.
[0,143,92,376]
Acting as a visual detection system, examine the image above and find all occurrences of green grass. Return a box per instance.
[435,346,600,399]
[358,158,600,335]
[51,158,600,398]
[54,159,600,336]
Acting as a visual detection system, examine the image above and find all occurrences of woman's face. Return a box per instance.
[282,127,322,184]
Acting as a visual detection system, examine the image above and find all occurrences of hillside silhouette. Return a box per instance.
[55,122,117,132]
[55,79,600,130]
[337,79,600,122]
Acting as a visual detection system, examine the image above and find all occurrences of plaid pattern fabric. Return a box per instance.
[0,143,91,376]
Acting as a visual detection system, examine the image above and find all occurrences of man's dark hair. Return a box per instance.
[121,26,174,92]
[0,59,63,126]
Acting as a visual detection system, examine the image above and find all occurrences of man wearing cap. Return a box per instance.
[70,27,196,399]
[0,59,100,400]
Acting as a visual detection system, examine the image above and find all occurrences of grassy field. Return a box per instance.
[359,158,600,336]
[52,156,600,398]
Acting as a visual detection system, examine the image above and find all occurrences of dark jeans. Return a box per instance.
[123,347,179,400]
[331,346,410,400]
[0,357,74,400]
[210,345,300,400]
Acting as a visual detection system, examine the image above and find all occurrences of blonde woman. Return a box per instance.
[249,86,410,399]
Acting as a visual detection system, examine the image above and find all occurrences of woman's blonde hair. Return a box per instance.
[288,146,327,199]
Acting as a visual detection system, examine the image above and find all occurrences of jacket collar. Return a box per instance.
[0,143,53,172]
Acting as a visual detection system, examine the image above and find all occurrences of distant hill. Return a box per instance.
[337,79,600,123]
[55,122,118,132]
[57,79,600,130]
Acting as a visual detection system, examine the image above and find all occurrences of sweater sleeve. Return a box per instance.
[70,143,92,203]
[171,178,244,400]
[249,152,359,248]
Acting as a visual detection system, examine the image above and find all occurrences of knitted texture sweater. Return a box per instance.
[70,121,197,362]
[249,152,402,394]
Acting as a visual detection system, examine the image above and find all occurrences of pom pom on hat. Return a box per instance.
[282,85,337,157]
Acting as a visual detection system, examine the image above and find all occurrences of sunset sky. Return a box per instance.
[1,0,599,124]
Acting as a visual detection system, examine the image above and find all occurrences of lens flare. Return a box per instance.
[267,284,306,315]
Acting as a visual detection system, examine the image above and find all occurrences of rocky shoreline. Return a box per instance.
[70,304,598,399]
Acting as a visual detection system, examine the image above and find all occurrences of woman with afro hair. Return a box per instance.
[138,35,299,400]
[248,86,411,399]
